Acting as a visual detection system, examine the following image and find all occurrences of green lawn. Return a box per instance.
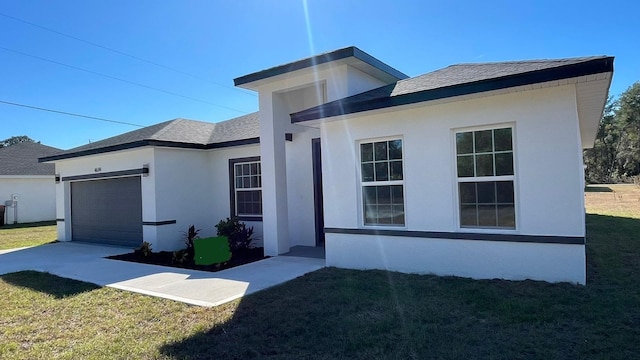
[1,188,639,359]
[0,221,56,250]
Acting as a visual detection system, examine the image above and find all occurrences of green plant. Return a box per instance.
[215,217,254,253]
[183,225,201,263]
[172,249,189,264]
[136,241,152,257]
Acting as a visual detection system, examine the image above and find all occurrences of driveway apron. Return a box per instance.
[0,242,325,307]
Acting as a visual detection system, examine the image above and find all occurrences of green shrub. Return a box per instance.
[182,225,201,264]
[136,241,152,257]
[172,249,189,264]
[215,217,254,253]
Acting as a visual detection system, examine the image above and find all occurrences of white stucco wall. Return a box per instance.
[255,63,391,255]
[207,144,263,247]
[326,234,585,284]
[151,147,214,250]
[0,176,56,224]
[346,65,388,95]
[286,127,321,247]
[321,84,587,284]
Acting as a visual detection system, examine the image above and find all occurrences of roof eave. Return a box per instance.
[38,138,261,163]
[233,46,408,89]
[291,56,615,123]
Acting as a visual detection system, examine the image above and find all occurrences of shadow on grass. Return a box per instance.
[585,185,613,192]
[0,220,56,229]
[1,270,99,299]
[586,213,640,285]
[159,214,640,359]
[159,269,593,359]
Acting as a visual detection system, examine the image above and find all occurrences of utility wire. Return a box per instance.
[0,12,256,97]
[0,99,145,127]
[0,46,248,114]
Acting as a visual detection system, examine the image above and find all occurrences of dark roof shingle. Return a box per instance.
[291,56,614,123]
[40,112,260,162]
[0,142,61,175]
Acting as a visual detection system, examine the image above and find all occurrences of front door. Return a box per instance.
[312,138,325,246]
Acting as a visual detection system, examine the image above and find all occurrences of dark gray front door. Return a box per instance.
[312,138,325,246]
[71,176,142,247]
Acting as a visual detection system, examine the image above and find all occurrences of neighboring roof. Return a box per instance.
[291,56,614,123]
[0,142,61,175]
[40,112,260,162]
[233,46,409,87]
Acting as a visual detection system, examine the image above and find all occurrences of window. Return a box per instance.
[229,157,262,219]
[456,127,515,229]
[360,139,405,226]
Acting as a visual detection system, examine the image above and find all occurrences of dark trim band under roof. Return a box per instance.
[233,46,408,86]
[39,138,260,162]
[290,56,614,123]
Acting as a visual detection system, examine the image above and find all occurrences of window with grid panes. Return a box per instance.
[360,139,405,226]
[456,127,515,229]
[233,161,262,217]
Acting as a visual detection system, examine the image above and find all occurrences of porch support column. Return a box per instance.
[259,92,290,256]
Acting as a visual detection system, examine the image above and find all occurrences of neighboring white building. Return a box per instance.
[41,47,613,284]
[0,142,60,224]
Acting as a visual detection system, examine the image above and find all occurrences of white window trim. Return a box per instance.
[451,123,519,233]
[233,160,262,218]
[357,136,407,229]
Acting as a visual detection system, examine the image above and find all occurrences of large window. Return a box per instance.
[360,139,405,226]
[229,157,262,219]
[456,127,515,229]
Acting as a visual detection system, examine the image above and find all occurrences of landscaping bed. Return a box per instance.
[107,247,267,272]
[107,218,267,272]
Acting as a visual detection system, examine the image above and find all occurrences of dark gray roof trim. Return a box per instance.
[291,56,614,123]
[39,138,260,162]
[233,46,408,86]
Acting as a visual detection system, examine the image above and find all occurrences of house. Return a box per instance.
[0,142,61,224]
[40,47,613,284]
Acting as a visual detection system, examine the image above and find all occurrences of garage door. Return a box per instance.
[71,176,142,247]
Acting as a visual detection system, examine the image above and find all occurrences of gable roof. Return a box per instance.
[40,112,260,162]
[291,56,614,123]
[234,46,409,88]
[0,142,61,175]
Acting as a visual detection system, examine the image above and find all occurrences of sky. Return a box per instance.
[1,0,639,150]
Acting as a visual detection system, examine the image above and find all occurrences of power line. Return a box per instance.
[0,99,145,127]
[0,46,248,114]
[0,12,256,97]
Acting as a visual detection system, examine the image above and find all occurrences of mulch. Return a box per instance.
[107,247,268,272]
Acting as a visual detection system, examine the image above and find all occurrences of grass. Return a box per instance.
[0,186,638,359]
[0,271,234,359]
[0,221,56,250]
[584,183,640,218]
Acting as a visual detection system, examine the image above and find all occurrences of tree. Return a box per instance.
[616,82,640,177]
[584,98,621,183]
[0,135,37,148]
[584,82,640,183]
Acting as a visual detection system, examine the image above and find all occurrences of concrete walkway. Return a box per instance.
[0,242,325,307]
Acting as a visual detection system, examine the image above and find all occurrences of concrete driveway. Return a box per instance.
[0,242,325,307]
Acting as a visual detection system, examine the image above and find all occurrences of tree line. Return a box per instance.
[0,135,38,148]
[584,82,640,184]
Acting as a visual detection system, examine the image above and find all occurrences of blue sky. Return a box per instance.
[2,0,638,150]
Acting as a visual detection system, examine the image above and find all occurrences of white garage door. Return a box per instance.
[71,176,143,247]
